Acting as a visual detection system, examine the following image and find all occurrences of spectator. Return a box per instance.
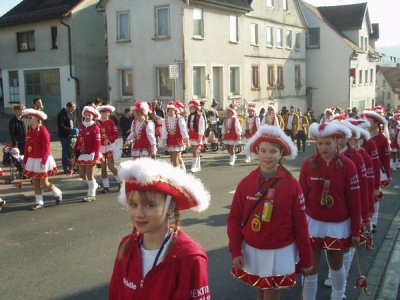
[32,98,44,111]
[153,98,165,119]
[258,107,265,123]
[120,108,134,157]
[283,105,299,141]
[296,108,309,152]
[9,103,26,177]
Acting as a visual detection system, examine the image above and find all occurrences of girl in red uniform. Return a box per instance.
[124,101,157,158]
[222,103,242,166]
[362,109,391,233]
[22,109,62,210]
[187,99,205,173]
[161,101,189,169]
[242,102,260,163]
[300,122,361,300]
[389,114,400,171]
[228,125,312,300]
[74,106,103,202]
[109,158,210,300]
[97,104,122,193]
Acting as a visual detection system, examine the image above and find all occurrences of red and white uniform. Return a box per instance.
[360,139,381,191]
[73,121,103,165]
[299,154,361,250]
[356,147,375,215]
[389,126,400,152]
[162,116,189,152]
[340,146,369,222]
[126,119,156,157]
[371,132,391,185]
[227,167,312,289]
[222,117,242,145]
[23,125,57,178]
[187,113,205,145]
[97,118,119,158]
[242,116,260,141]
[261,113,279,127]
[109,228,210,300]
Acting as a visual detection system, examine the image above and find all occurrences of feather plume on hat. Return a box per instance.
[309,122,352,139]
[23,108,47,120]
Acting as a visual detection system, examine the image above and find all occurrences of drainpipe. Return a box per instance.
[60,15,81,116]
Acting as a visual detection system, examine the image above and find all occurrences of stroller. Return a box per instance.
[2,144,23,184]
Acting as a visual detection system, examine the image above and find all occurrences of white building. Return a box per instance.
[0,0,107,117]
[300,1,380,116]
[97,0,309,115]
[375,66,400,111]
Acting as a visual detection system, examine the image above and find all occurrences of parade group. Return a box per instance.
[3,95,400,300]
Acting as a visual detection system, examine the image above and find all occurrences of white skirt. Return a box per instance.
[76,152,104,165]
[131,150,150,157]
[24,156,57,178]
[307,215,351,239]
[223,140,240,145]
[100,144,114,157]
[167,146,186,152]
[242,242,297,277]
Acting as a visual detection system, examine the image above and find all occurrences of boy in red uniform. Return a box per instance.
[228,125,312,300]
[109,158,210,299]
[97,104,122,193]
[187,99,205,173]
[222,103,242,166]
[242,102,260,163]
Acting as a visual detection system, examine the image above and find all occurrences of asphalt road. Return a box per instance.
[1,144,399,300]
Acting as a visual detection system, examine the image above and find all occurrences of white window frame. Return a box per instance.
[155,6,170,38]
[193,8,204,37]
[266,26,273,47]
[117,11,130,41]
[283,0,288,11]
[286,30,292,48]
[295,31,300,50]
[157,67,173,99]
[193,66,206,98]
[229,15,238,42]
[251,65,260,90]
[295,65,301,87]
[307,28,320,49]
[230,66,240,95]
[266,0,274,8]
[250,23,258,45]
[120,69,133,97]
[276,28,283,48]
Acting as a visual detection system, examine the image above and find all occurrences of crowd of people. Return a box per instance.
[3,96,399,300]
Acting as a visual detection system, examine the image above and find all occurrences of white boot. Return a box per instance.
[190,158,199,173]
[244,155,251,163]
[196,157,201,171]
[391,161,397,171]
[229,155,236,166]
[180,162,186,171]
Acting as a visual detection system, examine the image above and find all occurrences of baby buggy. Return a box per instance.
[2,144,23,184]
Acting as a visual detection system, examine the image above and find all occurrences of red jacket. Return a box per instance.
[299,154,361,238]
[23,125,50,165]
[73,123,101,160]
[361,139,383,190]
[109,228,209,300]
[98,119,119,145]
[372,132,391,180]
[227,166,312,269]
[356,147,375,214]
[342,146,369,222]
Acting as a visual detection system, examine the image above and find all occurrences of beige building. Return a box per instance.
[0,0,107,117]
[97,0,308,114]
[375,66,400,111]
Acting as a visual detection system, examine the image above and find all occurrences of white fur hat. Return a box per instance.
[118,158,210,212]
[244,124,298,160]
[188,99,201,109]
[247,103,257,112]
[23,108,47,121]
[361,109,388,126]
[130,101,149,115]
[346,118,371,140]
[331,120,361,139]
[225,103,237,116]
[309,122,352,139]
[82,106,101,119]
[166,101,177,112]
[97,104,115,113]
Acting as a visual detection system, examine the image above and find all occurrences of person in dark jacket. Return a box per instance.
[9,104,27,176]
[119,108,133,157]
[57,101,77,173]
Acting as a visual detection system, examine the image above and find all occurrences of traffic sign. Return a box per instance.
[169,64,179,79]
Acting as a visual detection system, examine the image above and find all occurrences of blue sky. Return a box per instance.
[0,0,398,46]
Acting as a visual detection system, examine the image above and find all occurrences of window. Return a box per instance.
[250,23,258,45]
[229,15,238,42]
[283,0,288,11]
[387,92,391,99]
[26,72,41,95]
[193,66,205,97]
[267,65,275,88]
[17,31,35,52]
[266,26,273,47]
[157,67,173,98]
[387,103,391,109]
[295,32,300,50]
[9,71,19,103]
[364,37,368,51]
[117,11,130,41]
[306,28,320,48]
[155,6,170,38]
[51,26,58,49]
[251,65,260,90]
[230,67,240,95]
[370,68,373,83]
[359,69,362,84]
[295,65,301,86]
[383,80,386,87]
[277,28,283,47]
[193,8,204,37]
[286,30,292,48]
[277,66,284,88]
[365,69,368,84]
[120,69,133,96]
[360,36,364,50]
[43,71,60,96]
[266,0,274,8]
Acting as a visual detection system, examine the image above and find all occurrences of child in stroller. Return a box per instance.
[2,144,24,184]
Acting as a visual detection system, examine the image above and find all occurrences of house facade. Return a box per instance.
[375,66,400,111]
[0,0,107,117]
[97,0,308,114]
[300,1,380,116]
